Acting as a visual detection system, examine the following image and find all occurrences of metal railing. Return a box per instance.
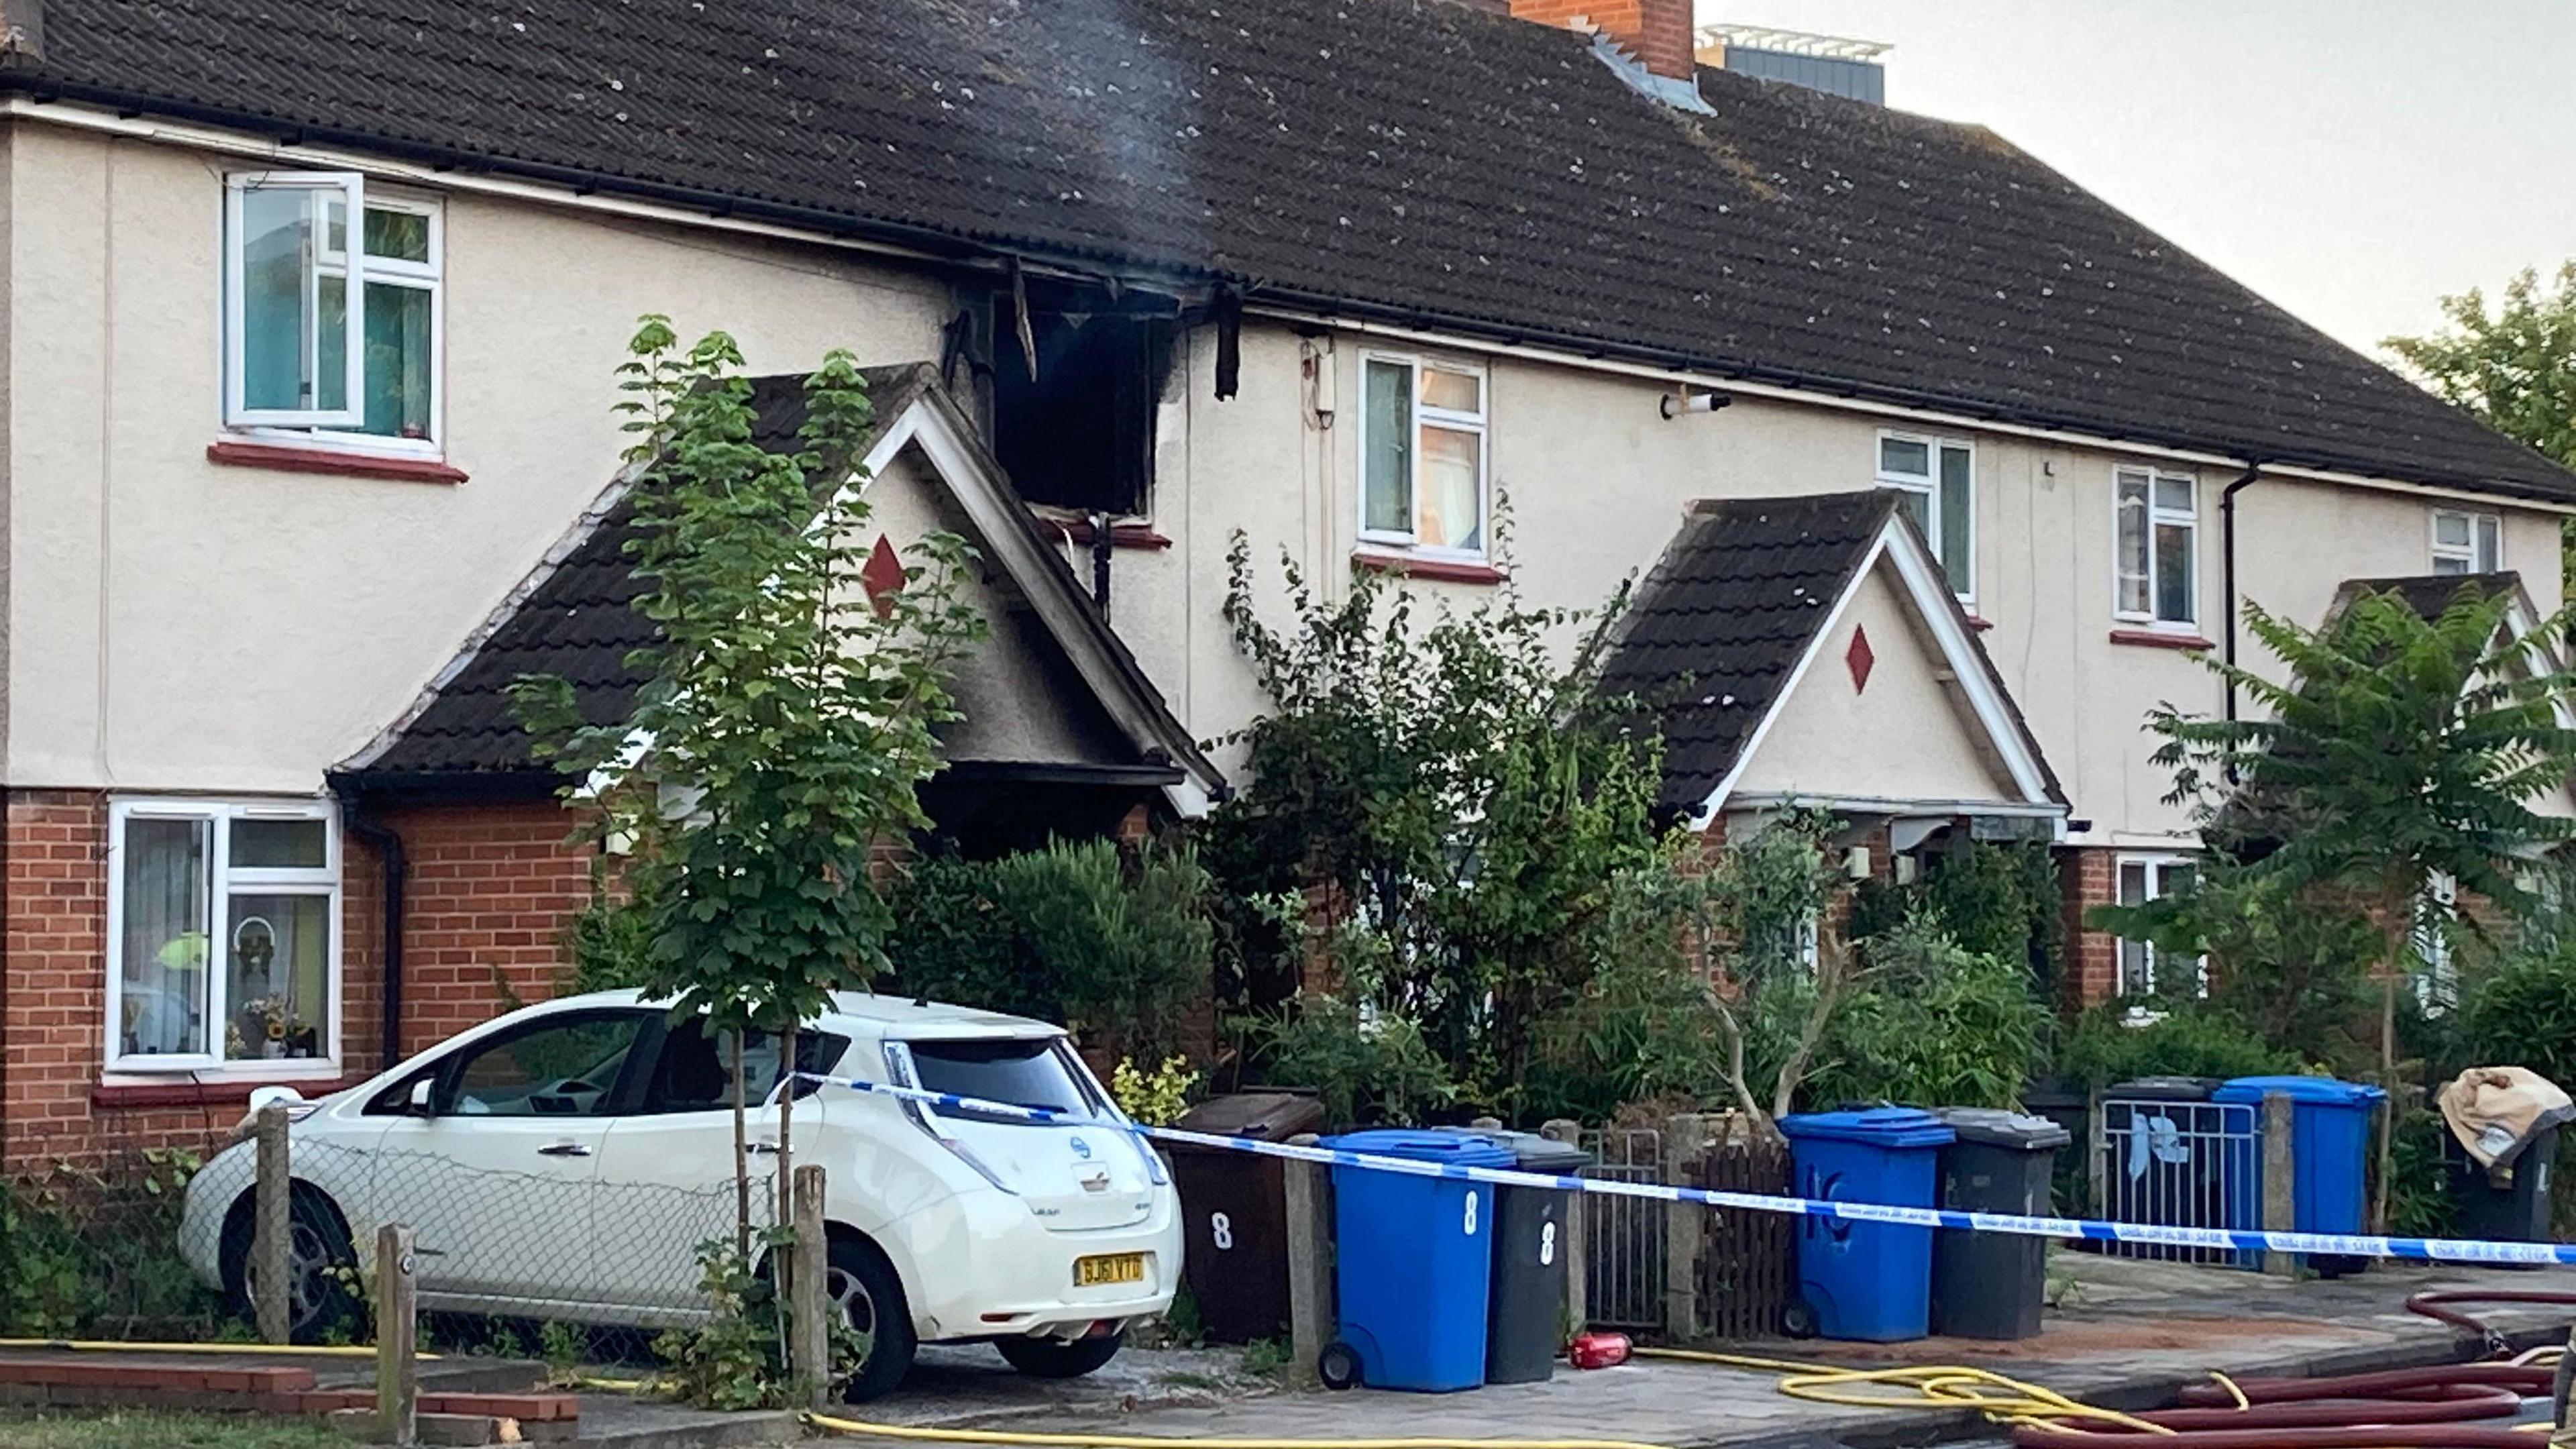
[2098,1095,2261,1268]
[1577,1126,1667,1332]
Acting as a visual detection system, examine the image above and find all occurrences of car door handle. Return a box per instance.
[747,1141,782,1156]
[536,1142,592,1158]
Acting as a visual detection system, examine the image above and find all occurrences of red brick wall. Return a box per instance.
[1509,0,1697,78]
[371,800,596,1061]
[2059,847,2119,1009]
[0,791,597,1173]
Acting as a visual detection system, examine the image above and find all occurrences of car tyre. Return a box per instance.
[996,1332,1124,1379]
[219,1185,362,1345]
[829,1236,917,1403]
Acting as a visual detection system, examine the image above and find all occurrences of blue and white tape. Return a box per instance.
[794,1073,2576,1268]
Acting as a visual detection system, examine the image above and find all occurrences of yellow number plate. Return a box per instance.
[1074,1252,1145,1287]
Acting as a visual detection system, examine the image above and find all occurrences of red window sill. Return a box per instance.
[1353,550,1507,586]
[208,439,468,486]
[2108,627,2216,651]
[93,1076,354,1110]
[1963,614,1994,633]
[1042,517,1173,551]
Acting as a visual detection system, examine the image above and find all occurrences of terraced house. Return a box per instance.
[1,0,2569,1167]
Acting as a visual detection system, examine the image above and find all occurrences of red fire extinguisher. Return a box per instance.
[1566,1331,1632,1370]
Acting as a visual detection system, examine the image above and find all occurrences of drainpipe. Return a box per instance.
[343,804,409,1071]
[2219,463,2266,725]
[1088,509,1114,619]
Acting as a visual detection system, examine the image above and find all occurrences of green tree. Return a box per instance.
[2385,263,2576,596]
[2100,581,2576,1224]
[2386,263,2576,470]
[513,319,986,1257]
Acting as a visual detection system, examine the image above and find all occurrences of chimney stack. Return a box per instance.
[1509,0,1697,81]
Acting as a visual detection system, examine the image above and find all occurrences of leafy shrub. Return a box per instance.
[1110,1056,1200,1126]
[1,1149,219,1338]
[887,839,1214,1060]
[2459,939,2576,1088]
[1807,918,2050,1110]
[653,1234,861,1409]
[1237,986,1457,1129]
[1849,841,2062,981]
[2054,1001,2296,1087]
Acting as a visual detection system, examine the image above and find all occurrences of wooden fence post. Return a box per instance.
[1540,1120,1586,1333]
[375,1224,417,1446]
[792,1165,829,1408]
[2263,1091,2300,1278]
[1283,1134,1334,1386]
[1663,1114,1711,1342]
[254,1103,292,1344]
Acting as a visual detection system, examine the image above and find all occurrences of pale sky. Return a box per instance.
[1699,0,2576,360]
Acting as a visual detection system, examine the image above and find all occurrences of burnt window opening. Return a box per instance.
[990,284,1178,517]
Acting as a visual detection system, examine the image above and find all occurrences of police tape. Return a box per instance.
[792,1072,2576,1268]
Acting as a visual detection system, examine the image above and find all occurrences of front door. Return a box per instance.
[374,1008,651,1311]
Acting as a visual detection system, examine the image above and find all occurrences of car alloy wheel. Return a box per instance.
[243,1217,338,1336]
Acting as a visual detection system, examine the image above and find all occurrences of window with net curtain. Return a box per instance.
[112,804,338,1071]
[227,172,439,445]
[2114,468,2198,627]
[2430,508,2503,575]
[1362,356,1487,556]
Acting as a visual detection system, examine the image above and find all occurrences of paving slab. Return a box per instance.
[792,1256,2576,1449]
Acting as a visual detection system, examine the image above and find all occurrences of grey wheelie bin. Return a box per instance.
[1929,1108,2070,1340]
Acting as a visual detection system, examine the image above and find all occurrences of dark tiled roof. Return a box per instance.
[343,364,1217,792]
[1596,490,1896,812]
[2330,571,2526,625]
[13,0,2573,501]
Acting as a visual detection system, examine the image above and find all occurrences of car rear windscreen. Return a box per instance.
[908,1038,1089,1120]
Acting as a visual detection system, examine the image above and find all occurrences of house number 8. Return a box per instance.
[1540,1221,1556,1266]
[1210,1212,1234,1250]
[1463,1193,1479,1236]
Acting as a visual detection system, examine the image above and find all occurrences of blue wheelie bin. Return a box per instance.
[2210,1075,2386,1277]
[1318,1130,1516,1392]
[1780,1108,1956,1342]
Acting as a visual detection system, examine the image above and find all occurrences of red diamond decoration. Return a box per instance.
[859,534,905,618]
[1845,624,1875,694]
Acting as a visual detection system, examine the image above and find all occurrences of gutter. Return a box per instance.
[2219,464,2267,725]
[7,85,2573,511]
[338,803,409,1073]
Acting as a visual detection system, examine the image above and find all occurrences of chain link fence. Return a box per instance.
[10,1120,786,1368]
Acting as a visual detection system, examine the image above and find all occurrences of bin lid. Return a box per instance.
[1173,1091,1328,1140]
[2107,1076,2219,1100]
[1439,1127,1594,1173]
[2211,1075,2387,1108]
[1777,1106,1955,1148]
[1931,1107,2072,1150]
[1318,1129,1518,1170]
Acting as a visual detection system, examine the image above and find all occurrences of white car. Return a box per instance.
[179,989,1181,1399]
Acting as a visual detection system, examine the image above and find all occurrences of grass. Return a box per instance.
[0,1409,358,1449]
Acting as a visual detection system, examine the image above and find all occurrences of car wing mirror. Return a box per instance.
[408,1078,437,1118]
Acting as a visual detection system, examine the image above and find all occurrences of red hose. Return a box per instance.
[2008,1356,2557,1449]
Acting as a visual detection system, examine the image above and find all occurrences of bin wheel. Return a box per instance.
[1317,1342,1362,1391]
[1780,1301,1819,1340]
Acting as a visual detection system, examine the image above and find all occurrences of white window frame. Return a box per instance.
[222,171,445,456]
[2430,508,2504,576]
[2414,871,2461,1015]
[1875,430,1975,602]
[103,798,343,1080]
[2113,853,2204,999]
[1356,351,1490,561]
[2112,467,2200,631]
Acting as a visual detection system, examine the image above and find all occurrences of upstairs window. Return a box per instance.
[991,286,1176,516]
[1361,354,1488,557]
[2114,468,2198,628]
[2431,508,2503,575]
[223,172,441,449]
[1876,432,1974,599]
